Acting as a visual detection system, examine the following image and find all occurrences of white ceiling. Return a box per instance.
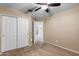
[0,3,79,20]
[0,3,38,12]
[32,3,79,20]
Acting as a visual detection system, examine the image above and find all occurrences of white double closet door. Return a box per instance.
[18,17,29,48]
[1,16,29,52]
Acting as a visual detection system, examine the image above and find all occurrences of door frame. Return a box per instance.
[34,20,44,44]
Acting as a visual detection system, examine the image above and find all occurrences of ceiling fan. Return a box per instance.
[28,3,61,13]
[36,3,61,13]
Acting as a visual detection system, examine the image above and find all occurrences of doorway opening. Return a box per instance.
[34,21,44,45]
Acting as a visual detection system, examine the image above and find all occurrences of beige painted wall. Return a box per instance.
[0,7,27,17]
[0,7,33,47]
[44,6,79,52]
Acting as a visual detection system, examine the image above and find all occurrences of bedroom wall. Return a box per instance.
[44,6,79,53]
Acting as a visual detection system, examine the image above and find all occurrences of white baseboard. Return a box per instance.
[45,41,79,55]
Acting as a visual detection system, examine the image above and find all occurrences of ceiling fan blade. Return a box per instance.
[35,3,47,5]
[28,9,33,12]
[34,7,41,11]
[48,3,61,7]
[28,7,37,12]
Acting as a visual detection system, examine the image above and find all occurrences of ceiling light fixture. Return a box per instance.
[41,5,48,9]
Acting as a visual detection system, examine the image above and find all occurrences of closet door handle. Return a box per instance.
[3,34,5,37]
[27,33,29,35]
[36,30,38,35]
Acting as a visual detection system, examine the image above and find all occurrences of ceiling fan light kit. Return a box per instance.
[41,5,48,9]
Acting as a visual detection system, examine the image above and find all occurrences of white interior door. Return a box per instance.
[34,21,44,43]
[1,16,17,52]
[18,17,29,48]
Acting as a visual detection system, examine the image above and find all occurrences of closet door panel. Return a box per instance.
[18,18,29,48]
[1,16,17,52]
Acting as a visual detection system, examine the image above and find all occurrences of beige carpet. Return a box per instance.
[1,43,79,56]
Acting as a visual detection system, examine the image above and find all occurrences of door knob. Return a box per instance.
[3,35,5,37]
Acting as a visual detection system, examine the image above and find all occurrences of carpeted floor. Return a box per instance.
[1,43,79,56]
